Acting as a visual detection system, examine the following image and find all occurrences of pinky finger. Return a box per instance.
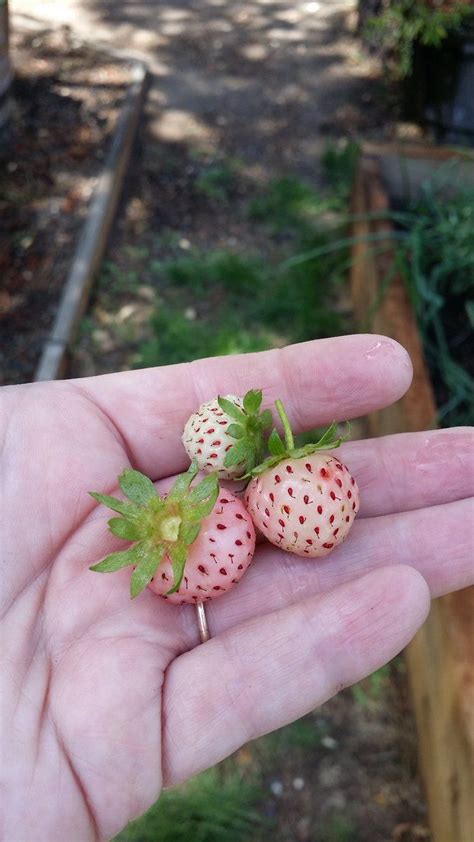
[162,565,430,785]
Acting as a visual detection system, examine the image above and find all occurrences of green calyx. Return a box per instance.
[248,399,349,477]
[89,461,218,598]
[218,389,272,475]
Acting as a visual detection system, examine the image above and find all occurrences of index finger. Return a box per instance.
[74,335,412,479]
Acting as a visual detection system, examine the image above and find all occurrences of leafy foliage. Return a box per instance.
[391,173,474,426]
[366,0,473,78]
[288,163,474,427]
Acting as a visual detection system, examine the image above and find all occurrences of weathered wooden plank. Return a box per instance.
[350,151,474,842]
[35,61,148,382]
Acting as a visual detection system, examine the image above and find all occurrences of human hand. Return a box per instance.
[2,335,473,841]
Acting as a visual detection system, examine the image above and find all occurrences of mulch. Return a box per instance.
[0,26,133,385]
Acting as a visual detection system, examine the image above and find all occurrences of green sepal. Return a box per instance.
[180,522,201,545]
[218,396,246,422]
[89,491,141,519]
[108,517,144,541]
[167,460,199,502]
[259,409,273,429]
[246,455,282,478]
[90,543,144,573]
[227,423,244,439]
[90,460,222,598]
[248,399,351,478]
[187,472,219,505]
[215,390,274,479]
[119,469,157,506]
[186,497,218,522]
[130,545,165,598]
[224,439,250,468]
[167,544,188,594]
[268,428,286,456]
[308,421,339,450]
[243,389,263,415]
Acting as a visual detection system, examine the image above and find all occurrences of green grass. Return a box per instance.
[133,241,346,368]
[321,141,361,202]
[98,260,141,295]
[259,715,329,754]
[195,159,240,200]
[317,813,357,842]
[137,302,275,367]
[133,139,362,368]
[88,142,361,372]
[114,766,269,842]
[351,664,391,707]
[247,175,333,234]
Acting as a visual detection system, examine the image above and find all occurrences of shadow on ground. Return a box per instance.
[82,0,387,177]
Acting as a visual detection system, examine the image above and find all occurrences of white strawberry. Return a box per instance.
[244,400,360,558]
[182,389,272,480]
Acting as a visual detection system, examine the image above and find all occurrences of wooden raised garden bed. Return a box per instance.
[350,144,474,842]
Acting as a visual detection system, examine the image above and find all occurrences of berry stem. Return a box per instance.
[275,399,294,451]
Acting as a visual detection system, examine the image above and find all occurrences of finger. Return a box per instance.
[341,427,474,518]
[203,497,473,637]
[74,335,413,478]
[87,427,473,526]
[162,566,430,785]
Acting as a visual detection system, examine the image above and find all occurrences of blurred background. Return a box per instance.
[1,0,473,840]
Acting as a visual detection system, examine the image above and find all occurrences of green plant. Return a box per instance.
[136,303,275,368]
[318,812,357,842]
[164,250,265,296]
[352,664,391,706]
[288,165,474,427]
[248,176,334,233]
[393,175,474,426]
[135,207,349,368]
[366,0,473,78]
[195,159,240,200]
[98,261,140,295]
[322,141,361,201]
[114,766,268,842]
[260,716,328,753]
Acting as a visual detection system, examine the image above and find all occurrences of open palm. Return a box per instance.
[2,336,473,842]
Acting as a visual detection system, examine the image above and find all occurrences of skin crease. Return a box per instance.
[1,335,473,841]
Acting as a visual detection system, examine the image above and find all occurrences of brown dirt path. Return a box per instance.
[13,0,388,180]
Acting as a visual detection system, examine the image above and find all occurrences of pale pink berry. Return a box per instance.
[245,452,359,558]
[149,491,255,604]
[90,463,255,601]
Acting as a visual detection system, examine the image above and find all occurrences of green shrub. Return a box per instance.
[366,0,473,78]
